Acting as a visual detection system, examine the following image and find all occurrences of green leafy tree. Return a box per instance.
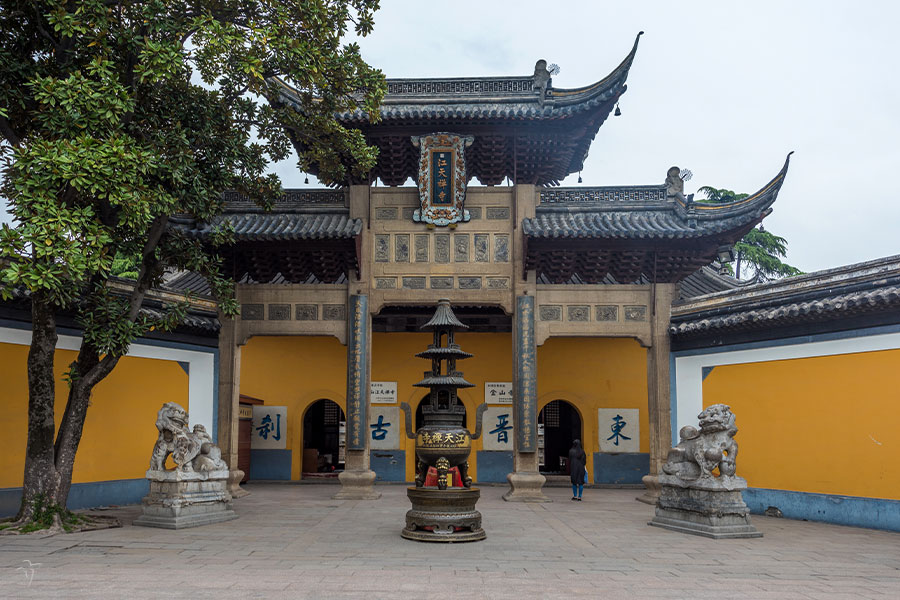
[0,0,385,529]
[109,253,140,280]
[697,186,802,281]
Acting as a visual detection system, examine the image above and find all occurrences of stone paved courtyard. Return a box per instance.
[1,483,898,599]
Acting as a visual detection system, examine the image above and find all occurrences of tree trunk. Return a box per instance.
[735,253,743,280]
[53,384,92,505]
[18,301,121,520]
[18,296,61,521]
[53,348,103,506]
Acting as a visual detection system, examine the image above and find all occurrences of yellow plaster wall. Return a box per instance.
[371,332,513,483]
[702,349,900,500]
[0,341,188,488]
[238,335,347,480]
[237,334,649,484]
[537,337,649,482]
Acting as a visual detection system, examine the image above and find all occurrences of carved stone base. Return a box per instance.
[502,471,550,502]
[649,478,762,539]
[133,469,237,529]
[227,469,250,498]
[402,487,485,542]
[636,474,662,505]
[333,469,381,500]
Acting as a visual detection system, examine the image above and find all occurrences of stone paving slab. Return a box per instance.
[0,483,898,598]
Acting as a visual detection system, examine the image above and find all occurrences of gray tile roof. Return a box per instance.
[273,33,642,125]
[670,254,900,337]
[678,266,746,300]
[139,306,219,334]
[523,154,791,242]
[163,271,211,297]
[0,276,219,335]
[188,212,361,242]
[522,209,760,240]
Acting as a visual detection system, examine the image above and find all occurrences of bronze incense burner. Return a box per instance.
[399,299,487,542]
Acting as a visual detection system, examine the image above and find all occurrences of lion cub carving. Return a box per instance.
[149,402,227,472]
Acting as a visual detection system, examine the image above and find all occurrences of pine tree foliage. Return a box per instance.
[697,186,802,281]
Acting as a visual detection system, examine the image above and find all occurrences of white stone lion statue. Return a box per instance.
[662,403,739,482]
[149,402,227,472]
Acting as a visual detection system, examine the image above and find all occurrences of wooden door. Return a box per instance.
[238,418,252,482]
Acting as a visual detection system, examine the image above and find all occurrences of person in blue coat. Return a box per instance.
[568,439,587,501]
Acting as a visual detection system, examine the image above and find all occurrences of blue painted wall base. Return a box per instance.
[593,452,649,484]
[370,450,406,482]
[476,451,513,483]
[1,478,149,517]
[249,449,292,480]
[744,488,900,533]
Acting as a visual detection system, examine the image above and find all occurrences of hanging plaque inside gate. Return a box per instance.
[412,132,474,227]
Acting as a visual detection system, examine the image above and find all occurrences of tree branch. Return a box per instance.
[31,4,62,55]
[224,83,251,105]
[0,115,22,147]
[81,215,168,387]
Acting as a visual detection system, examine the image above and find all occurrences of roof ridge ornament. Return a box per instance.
[272,31,645,186]
[533,60,560,106]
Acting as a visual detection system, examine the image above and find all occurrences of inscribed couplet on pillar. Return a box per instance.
[515,295,537,452]
[411,133,474,227]
[346,295,368,451]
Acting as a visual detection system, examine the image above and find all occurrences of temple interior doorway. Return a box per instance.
[302,399,346,476]
[538,400,582,475]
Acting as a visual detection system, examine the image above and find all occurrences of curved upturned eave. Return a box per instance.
[682,152,793,221]
[521,153,793,242]
[548,31,643,107]
[269,32,643,123]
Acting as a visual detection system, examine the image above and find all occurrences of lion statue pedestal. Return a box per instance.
[134,402,238,529]
[649,404,761,539]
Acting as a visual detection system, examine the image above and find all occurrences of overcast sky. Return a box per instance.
[3,1,898,274]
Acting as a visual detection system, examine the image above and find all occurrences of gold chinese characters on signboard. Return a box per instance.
[416,431,471,449]
[412,133,474,227]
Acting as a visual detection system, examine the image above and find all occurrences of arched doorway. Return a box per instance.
[538,400,582,475]
[302,399,345,475]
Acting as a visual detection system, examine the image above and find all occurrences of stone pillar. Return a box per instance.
[334,293,380,499]
[503,294,549,502]
[638,282,676,504]
[218,312,249,498]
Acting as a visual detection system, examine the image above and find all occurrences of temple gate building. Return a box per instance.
[190,33,791,501]
[3,34,898,531]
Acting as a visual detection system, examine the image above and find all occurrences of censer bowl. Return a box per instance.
[415,425,472,469]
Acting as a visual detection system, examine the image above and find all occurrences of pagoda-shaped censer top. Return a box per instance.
[413,299,474,428]
[400,299,487,488]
